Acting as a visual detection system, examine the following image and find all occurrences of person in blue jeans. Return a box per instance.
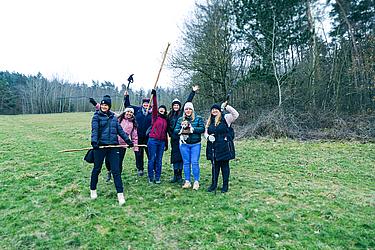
[147,89,168,184]
[174,102,205,190]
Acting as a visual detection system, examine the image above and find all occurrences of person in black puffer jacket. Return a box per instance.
[167,85,198,184]
[90,95,134,206]
[205,102,239,193]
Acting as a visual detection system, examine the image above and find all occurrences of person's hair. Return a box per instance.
[206,111,222,128]
[183,110,195,121]
[118,112,137,129]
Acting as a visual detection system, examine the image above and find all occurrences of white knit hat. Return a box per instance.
[124,107,134,113]
[184,102,194,111]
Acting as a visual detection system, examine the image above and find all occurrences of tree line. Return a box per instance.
[0,71,185,115]
[171,0,374,116]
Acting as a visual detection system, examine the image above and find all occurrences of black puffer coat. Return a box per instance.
[206,116,235,161]
[91,110,131,146]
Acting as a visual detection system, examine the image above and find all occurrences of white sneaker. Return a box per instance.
[193,181,199,190]
[182,181,191,189]
[90,190,97,199]
[117,193,125,206]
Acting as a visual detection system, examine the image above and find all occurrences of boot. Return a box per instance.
[170,169,178,183]
[182,180,191,189]
[117,193,125,206]
[106,171,111,183]
[208,163,219,192]
[177,169,183,184]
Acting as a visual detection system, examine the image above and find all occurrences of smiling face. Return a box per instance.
[211,108,220,116]
[100,104,109,112]
[173,103,180,112]
[184,108,193,116]
[158,107,166,115]
[125,110,134,119]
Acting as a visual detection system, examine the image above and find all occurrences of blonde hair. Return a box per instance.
[206,111,222,128]
[183,110,195,121]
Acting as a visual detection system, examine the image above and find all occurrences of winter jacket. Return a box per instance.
[118,116,139,152]
[91,110,131,146]
[124,95,152,138]
[174,113,205,144]
[149,94,168,144]
[205,105,239,161]
[167,90,196,163]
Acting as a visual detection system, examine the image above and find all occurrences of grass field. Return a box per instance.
[0,112,374,249]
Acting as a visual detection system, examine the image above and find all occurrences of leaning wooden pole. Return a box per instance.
[59,144,147,153]
[146,43,171,114]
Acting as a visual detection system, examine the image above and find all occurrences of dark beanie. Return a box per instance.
[101,95,112,109]
[142,98,150,104]
[159,105,167,111]
[210,103,221,111]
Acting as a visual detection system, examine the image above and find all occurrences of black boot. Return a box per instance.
[221,162,230,193]
[207,162,219,192]
[106,171,111,183]
[177,169,183,184]
[170,169,178,183]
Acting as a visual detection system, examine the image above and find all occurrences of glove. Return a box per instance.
[151,89,156,95]
[125,139,134,148]
[221,101,227,111]
[89,98,97,106]
[91,141,99,149]
[190,126,194,133]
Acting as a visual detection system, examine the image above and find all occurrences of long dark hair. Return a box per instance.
[118,112,138,130]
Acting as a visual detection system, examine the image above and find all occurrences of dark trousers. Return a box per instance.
[135,136,149,171]
[210,160,230,189]
[105,148,126,174]
[91,148,123,193]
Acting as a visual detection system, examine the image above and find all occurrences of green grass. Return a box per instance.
[0,112,374,249]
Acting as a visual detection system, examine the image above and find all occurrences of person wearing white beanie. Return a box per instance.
[173,95,205,191]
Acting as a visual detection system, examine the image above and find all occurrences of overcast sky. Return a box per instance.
[0,0,196,90]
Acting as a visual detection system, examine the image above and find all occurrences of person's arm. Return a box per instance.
[151,89,158,122]
[174,117,182,135]
[224,105,239,126]
[124,91,131,108]
[117,122,133,147]
[191,116,205,134]
[91,113,99,148]
[132,127,139,152]
[89,98,100,111]
[186,85,198,103]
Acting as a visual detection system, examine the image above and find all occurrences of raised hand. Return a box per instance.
[192,85,199,92]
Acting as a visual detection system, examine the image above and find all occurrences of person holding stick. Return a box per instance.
[147,89,168,184]
[89,96,138,182]
[167,85,198,184]
[90,95,134,206]
[205,101,239,193]
[174,102,205,190]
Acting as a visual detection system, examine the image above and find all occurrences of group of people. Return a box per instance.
[88,86,239,205]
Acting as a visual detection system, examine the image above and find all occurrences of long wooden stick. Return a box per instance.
[59,144,147,153]
[146,43,171,114]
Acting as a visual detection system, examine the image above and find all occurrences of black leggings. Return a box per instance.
[210,160,230,189]
[105,148,126,174]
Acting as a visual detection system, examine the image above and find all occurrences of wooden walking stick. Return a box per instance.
[146,43,171,114]
[59,144,147,153]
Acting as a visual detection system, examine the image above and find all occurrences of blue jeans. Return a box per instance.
[179,143,201,182]
[147,138,165,181]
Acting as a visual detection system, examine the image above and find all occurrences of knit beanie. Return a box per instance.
[210,103,221,111]
[184,102,194,111]
[100,95,112,109]
[142,98,150,104]
[124,107,134,113]
[171,98,181,107]
[159,105,167,111]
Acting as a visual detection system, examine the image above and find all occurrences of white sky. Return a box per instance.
[0,0,196,90]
